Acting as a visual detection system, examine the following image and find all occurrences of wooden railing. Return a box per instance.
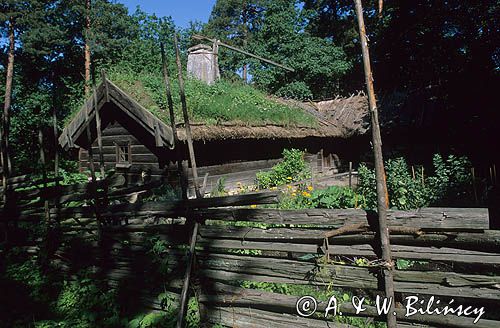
[1,175,498,327]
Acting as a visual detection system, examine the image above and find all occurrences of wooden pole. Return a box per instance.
[494,164,497,185]
[84,93,97,183]
[349,161,353,188]
[161,42,188,199]
[472,167,478,205]
[490,166,494,186]
[52,75,59,187]
[93,86,105,178]
[175,36,201,199]
[174,33,202,328]
[38,127,50,224]
[192,34,295,72]
[212,39,220,82]
[411,165,416,180]
[353,1,396,327]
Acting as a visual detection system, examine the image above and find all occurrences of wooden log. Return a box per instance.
[322,244,500,266]
[329,231,500,253]
[195,254,500,301]
[193,207,489,230]
[198,225,500,248]
[196,237,318,254]
[204,306,354,328]
[199,282,500,328]
[48,191,279,220]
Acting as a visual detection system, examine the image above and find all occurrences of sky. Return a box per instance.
[118,0,217,28]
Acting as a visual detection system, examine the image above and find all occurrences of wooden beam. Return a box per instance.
[192,34,295,72]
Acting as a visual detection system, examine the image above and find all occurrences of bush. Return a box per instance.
[427,154,474,206]
[256,149,311,189]
[278,185,360,210]
[310,186,359,209]
[276,81,313,100]
[357,154,474,209]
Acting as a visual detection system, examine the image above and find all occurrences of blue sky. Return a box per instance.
[118,0,217,28]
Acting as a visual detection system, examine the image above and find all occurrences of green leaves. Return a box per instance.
[310,186,358,209]
[256,148,311,189]
[358,154,475,210]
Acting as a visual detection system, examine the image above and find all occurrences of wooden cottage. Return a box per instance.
[60,78,369,195]
[59,78,175,184]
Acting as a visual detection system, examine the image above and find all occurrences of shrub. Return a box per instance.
[278,185,360,210]
[256,148,311,189]
[310,186,359,209]
[276,81,313,100]
[357,154,474,209]
[427,154,474,206]
[358,158,430,210]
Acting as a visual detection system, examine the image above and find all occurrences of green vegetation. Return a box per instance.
[1,0,496,326]
[257,149,475,211]
[103,69,316,127]
[0,242,201,328]
[357,154,475,209]
[256,148,312,189]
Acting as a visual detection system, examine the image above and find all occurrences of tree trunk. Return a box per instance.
[84,0,91,96]
[242,2,248,83]
[2,18,15,192]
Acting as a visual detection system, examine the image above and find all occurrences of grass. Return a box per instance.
[66,68,317,128]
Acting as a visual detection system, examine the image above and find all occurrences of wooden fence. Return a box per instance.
[1,173,499,327]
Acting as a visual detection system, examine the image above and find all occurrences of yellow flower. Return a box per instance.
[250,204,257,208]
[291,192,297,197]
[286,177,292,180]
[287,185,292,189]
[271,186,277,190]
[307,186,314,191]
[302,191,311,198]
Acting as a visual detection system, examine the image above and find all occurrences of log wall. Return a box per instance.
[78,123,344,194]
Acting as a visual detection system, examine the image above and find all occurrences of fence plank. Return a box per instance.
[200,282,499,328]
[194,207,489,230]
[196,253,500,302]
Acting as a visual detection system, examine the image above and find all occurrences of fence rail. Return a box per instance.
[1,173,499,327]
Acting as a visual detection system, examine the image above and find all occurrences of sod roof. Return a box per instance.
[61,70,369,148]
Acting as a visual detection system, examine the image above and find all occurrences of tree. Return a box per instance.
[251,0,351,99]
[0,0,34,179]
[205,0,265,81]
[1,0,136,173]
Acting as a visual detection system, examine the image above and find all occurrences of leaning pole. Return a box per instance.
[353,1,397,327]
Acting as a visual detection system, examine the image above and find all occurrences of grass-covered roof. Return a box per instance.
[104,69,318,128]
[63,69,359,142]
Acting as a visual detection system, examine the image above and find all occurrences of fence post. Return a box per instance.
[353,1,396,327]
[174,33,203,328]
[161,42,188,199]
[349,161,353,188]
